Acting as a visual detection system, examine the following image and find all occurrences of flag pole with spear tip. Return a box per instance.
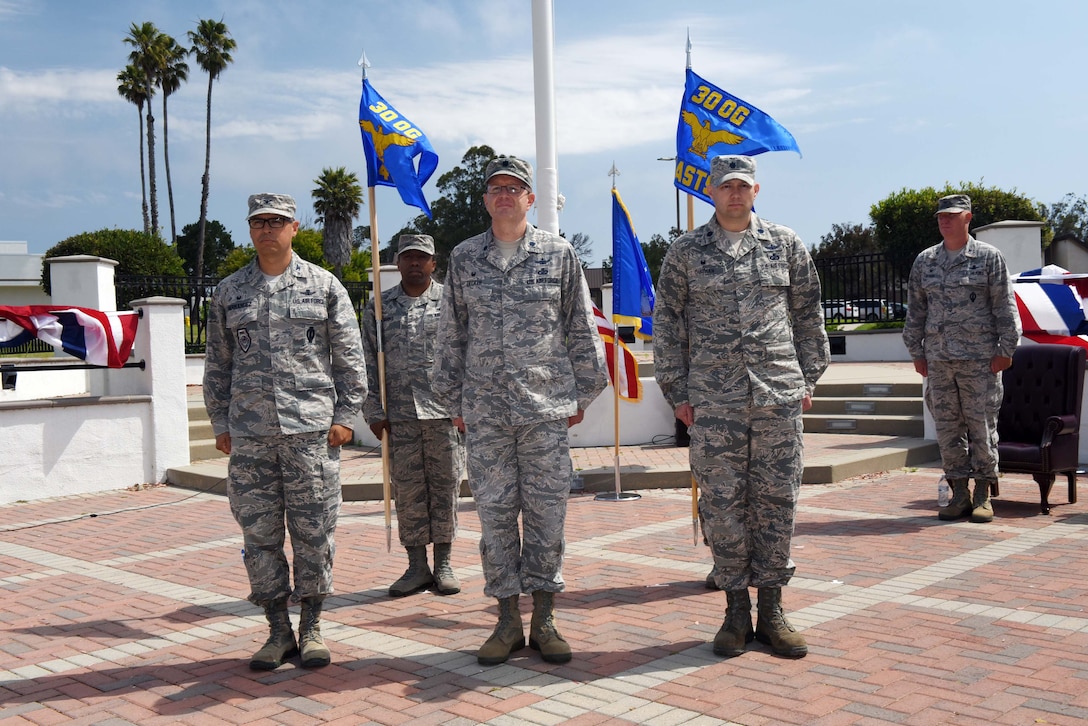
[359,50,393,553]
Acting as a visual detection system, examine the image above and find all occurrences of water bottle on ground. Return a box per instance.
[937,475,950,507]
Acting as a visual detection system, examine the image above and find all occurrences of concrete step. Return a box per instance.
[808,396,922,416]
[189,419,215,441]
[803,414,924,437]
[190,437,226,461]
[814,381,922,398]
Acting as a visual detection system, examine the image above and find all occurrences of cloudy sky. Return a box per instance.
[2,0,1086,265]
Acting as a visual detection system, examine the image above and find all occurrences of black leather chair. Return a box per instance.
[996,343,1086,514]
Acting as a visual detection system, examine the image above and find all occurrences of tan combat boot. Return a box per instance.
[389,545,433,597]
[529,590,572,664]
[713,589,754,657]
[298,596,331,668]
[432,543,461,595]
[250,598,298,670]
[755,587,808,658]
[477,595,524,665]
[970,479,995,523]
[938,477,972,520]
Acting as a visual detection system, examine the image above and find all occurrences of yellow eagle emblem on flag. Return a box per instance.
[359,120,416,181]
[681,110,744,159]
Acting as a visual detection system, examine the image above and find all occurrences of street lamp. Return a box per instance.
[657,156,681,234]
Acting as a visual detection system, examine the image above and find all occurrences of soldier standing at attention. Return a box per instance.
[362,234,466,598]
[903,194,1020,523]
[432,156,608,666]
[204,193,366,670]
[654,155,829,659]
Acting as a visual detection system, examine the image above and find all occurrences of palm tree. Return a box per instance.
[124,21,169,236]
[116,64,151,235]
[312,167,363,280]
[159,36,189,245]
[188,18,236,279]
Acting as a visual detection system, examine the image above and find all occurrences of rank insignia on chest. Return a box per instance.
[237,327,252,353]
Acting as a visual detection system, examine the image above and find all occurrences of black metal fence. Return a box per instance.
[115,275,372,354]
[813,252,909,323]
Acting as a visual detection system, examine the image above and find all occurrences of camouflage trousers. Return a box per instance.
[692,400,803,591]
[227,431,341,606]
[466,418,571,598]
[924,359,1003,480]
[389,418,465,547]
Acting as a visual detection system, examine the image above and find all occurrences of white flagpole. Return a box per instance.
[531,0,559,235]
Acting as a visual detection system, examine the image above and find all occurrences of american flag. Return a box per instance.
[0,305,139,368]
[593,305,642,402]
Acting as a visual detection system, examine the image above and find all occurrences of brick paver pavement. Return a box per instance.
[3,463,1088,725]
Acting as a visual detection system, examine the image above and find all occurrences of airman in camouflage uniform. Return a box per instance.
[654,155,829,659]
[432,156,608,666]
[362,234,466,598]
[204,193,366,670]
[903,194,1021,524]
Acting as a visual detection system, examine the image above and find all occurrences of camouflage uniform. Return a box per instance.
[432,225,608,598]
[204,255,366,605]
[903,236,1021,480]
[654,214,829,591]
[362,281,464,547]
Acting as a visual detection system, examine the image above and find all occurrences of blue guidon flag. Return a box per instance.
[359,78,439,218]
[674,68,800,203]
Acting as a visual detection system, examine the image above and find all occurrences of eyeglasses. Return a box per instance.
[248,217,291,229]
[486,184,529,197]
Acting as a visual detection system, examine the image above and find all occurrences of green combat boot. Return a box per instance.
[250,598,298,671]
[477,595,524,665]
[389,545,433,597]
[298,597,331,668]
[432,543,461,595]
[529,590,572,664]
[938,477,973,520]
[971,480,995,523]
[755,587,808,658]
[713,589,754,657]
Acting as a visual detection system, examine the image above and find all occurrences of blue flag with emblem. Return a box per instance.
[359,78,439,218]
[611,188,654,339]
[674,68,800,204]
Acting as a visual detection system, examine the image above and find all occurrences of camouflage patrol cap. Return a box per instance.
[247,193,296,220]
[935,194,972,216]
[397,234,435,257]
[710,155,756,186]
[484,155,533,190]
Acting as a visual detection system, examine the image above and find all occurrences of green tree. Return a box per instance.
[218,246,256,277]
[394,144,498,275]
[564,231,595,268]
[123,21,168,235]
[1042,193,1088,243]
[602,232,671,286]
[158,35,189,245]
[342,247,372,283]
[116,64,151,235]
[41,229,184,294]
[176,219,234,276]
[188,18,236,278]
[312,167,363,280]
[871,182,1045,276]
[292,227,330,268]
[811,222,879,259]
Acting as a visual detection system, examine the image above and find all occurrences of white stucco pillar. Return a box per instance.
[130,296,189,480]
[45,254,119,310]
[975,220,1044,276]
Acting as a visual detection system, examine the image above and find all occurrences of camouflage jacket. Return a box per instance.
[653,214,830,408]
[902,236,1021,361]
[362,281,450,424]
[432,224,608,426]
[203,255,366,438]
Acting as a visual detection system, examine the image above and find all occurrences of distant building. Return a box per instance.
[0,242,49,305]
[1047,233,1088,273]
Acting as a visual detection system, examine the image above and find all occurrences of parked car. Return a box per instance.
[850,299,889,322]
[887,301,908,320]
[822,300,858,322]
